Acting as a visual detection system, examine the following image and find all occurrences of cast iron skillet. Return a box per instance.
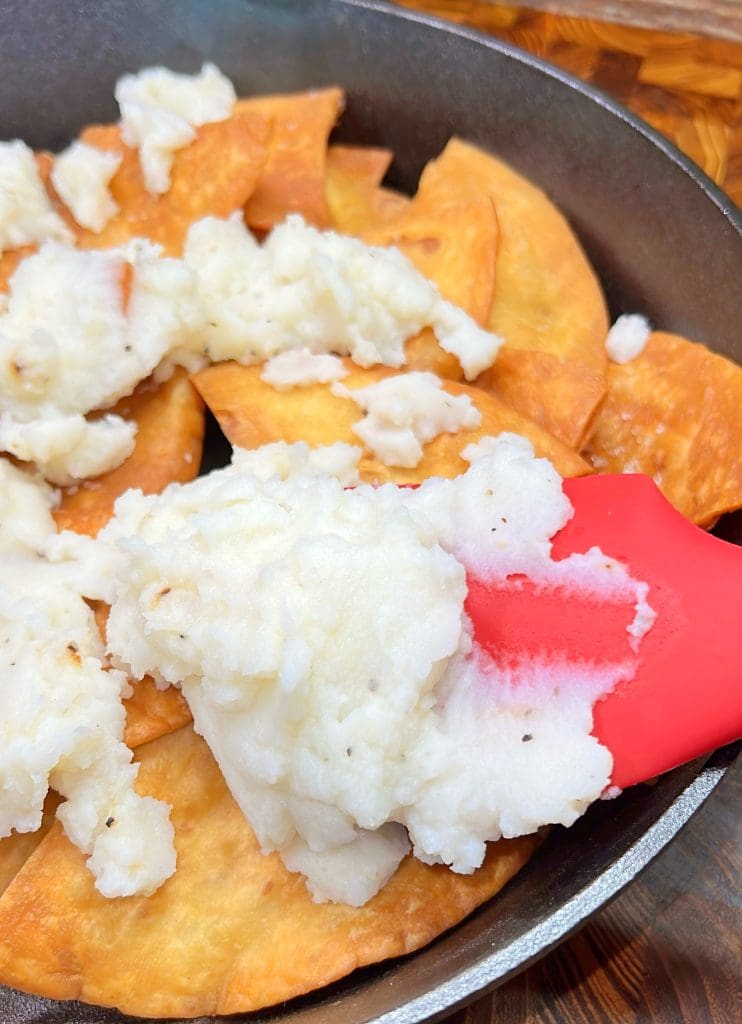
[0,1,739,1022]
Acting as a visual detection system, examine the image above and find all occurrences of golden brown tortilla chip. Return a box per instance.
[89,603,192,749]
[192,360,591,481]
[238,88,345,230]
[325,143,393,235]
[367,199,497,328]
[364,197,499,380]
[582,331,742,526]
[123,677,192,750]
[412,139,608,442]
[0,794,60,898]
[0,724,541,1018]
[75,112,269,255]
[371,185,411,223]
[327,143,392,186]
[416,138,609,367]
[53,369,205,538]
[477,349,607,450]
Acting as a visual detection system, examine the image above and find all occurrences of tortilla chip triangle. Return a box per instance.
[0,794,60,899]
[53,369,204,538]
[192,360,591,481]
[478,348,607,450]
[582,331,742,526]
[0,724,541,1018]
[238,88,345,231]
[73,112,270,255]
[412,138,609,445]
[325,143,394,234]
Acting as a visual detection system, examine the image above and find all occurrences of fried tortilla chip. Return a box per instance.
[416,139,609,367]
[365,197,499,380]
[412,139,608,443]
[53,369,205,537]
[89,600,193,750]
[582,332,742,526]
[0,794,59,898]
[74,112,269,255]
[367,199,497,328]
[325,143,393,234]
[0,724,541,1018]
[192,361,590,481]
[371,185,410,223]
[123,676,192,750]
[477,349,607,450]
[237,88,345,231]
[327,143,392,187]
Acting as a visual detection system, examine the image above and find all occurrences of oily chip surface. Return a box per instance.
[73,113,270,255]
[0,724,541,1019]
[53,369,205,538]
[192,360,592,483]
[413,138,609,447]
[582,331,742,526]
[478,349,607,453]
[238,88,345,230]
[366,197,499,380]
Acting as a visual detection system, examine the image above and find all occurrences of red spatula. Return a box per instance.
[464,474,742,790]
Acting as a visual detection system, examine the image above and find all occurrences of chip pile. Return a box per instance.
[0,67,740,1020]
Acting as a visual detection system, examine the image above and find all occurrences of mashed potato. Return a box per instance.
[184,213,502,378]
[332,371,481,467]
[102,436,648,905]
[115,63,236,195]
[0,459,175,898]
[0,140,72,255]
[51,141,122,232]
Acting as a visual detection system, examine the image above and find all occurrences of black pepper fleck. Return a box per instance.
[105,817,115,828]
[522,734,533,743]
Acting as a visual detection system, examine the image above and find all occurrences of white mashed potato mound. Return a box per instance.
[0,411,137,485]
[0,140,72,256]
[116,63,236,195]
[332,371,481,467]
[261,349,349,390]
[0,238,204,480]
[51,141,122,232]
[183,213,503,379]
[102,437,649,906]
[0,459,175,898]
[605,313,651,364]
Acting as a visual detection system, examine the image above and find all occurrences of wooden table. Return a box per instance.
[396,4,741,1022]
[398,1,742,206]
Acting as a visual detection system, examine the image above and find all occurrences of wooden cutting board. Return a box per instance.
[397,1,742,205]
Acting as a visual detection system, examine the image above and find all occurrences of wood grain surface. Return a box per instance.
[396,4,741,1023]
[397,1,742,205]
[445,760,741,1024]
[491,2,742,43]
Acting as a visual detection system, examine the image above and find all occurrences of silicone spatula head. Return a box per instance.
[464,474,742,789]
